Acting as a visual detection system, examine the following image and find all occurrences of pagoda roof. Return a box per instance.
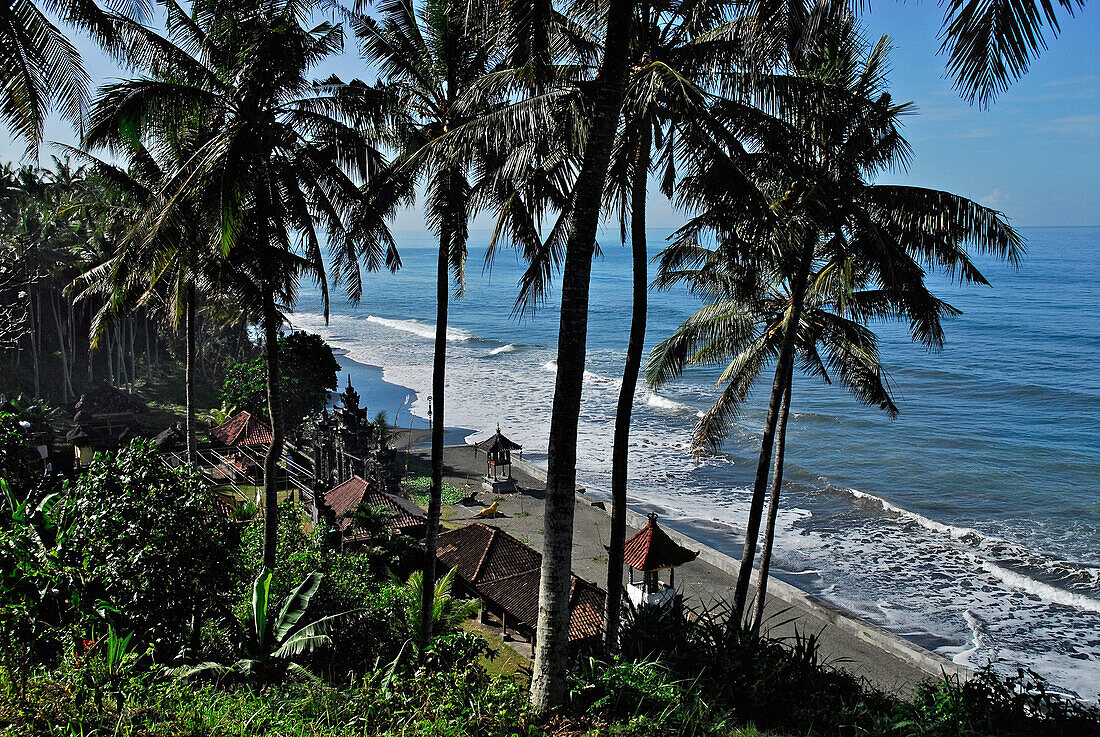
[622,513,699,571]
[210,411,272,447]
[474,426,522,454]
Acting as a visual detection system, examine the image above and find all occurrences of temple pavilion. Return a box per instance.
[623,512,699,609]
[473,425,522,493]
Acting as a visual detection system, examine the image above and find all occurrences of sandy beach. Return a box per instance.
[396,435,966,694]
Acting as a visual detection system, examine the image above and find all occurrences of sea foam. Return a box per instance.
[366,315,474,342]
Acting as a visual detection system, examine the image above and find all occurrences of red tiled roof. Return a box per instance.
[321,475,426,536]
[437,523,605,641]
[622,513,699,571]
[210,411,273,447]
[567,577,606,641]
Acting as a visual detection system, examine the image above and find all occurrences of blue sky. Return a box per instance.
[6,3,1097,228]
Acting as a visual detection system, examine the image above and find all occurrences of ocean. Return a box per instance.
[289,226,1100,699]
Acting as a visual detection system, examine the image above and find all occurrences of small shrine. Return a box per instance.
[622,512,699,609]
[473,425,522,493]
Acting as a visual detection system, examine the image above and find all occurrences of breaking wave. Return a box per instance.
[366,315,474,342]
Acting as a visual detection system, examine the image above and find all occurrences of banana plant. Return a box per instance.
[198,402,237,429]
[185,570,352,683]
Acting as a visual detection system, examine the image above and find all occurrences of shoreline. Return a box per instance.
[510,453,965,684]
[397,439,966,693]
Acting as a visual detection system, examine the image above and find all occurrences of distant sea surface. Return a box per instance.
[292,226,1100,698]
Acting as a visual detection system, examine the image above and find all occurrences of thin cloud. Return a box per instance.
[1040,115,1100,136]
[981,188,1012,208]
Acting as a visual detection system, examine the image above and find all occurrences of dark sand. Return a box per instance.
[398,438,963,695]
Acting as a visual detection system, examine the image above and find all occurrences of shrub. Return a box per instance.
[615,601,1100,737]
[234,503,414,681]
[65,441,233,661]
[0,413,39,494]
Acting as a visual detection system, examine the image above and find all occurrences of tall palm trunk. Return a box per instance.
[50,292,74,402]
[605,129,651,650]
[531,0,634,711]
[128,318,137,391]
[28,292,40,399]
[751,364,792,631]
[419,225,450,654]
[144,314,152,384]
[261,292,284,571]
[185,282,197,463]
[730,241,813,623]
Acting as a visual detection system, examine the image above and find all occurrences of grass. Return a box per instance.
[462,621,531,685]
[0,348,221,428]
[403,474,467,507]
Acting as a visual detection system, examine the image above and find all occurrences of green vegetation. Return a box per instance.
[0,422,1096,734]
[65,441,231,660]
[403,475,466,508]
[221,331,341,434]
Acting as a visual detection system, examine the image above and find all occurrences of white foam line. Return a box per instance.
[366,315,474,342]
[489,344,517,355]
[952,610,986,667]
[645,391,696,414]
[848,488,1100,591]
[978,559,1100,613]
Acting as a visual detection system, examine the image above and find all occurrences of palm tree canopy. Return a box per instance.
[83,0,400,322]
[0,0,155,156]
[939,0,1085,107]
[649,8,1022,449]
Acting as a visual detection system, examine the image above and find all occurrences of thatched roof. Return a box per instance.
[152,423,187,452]
[73,384,148,416]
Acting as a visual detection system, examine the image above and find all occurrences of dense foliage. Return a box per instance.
[222,331,341,434]
[65,441,231,660]
[0,413,39,493]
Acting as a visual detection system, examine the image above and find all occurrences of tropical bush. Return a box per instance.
[614,601,1100,737]
[233,502,417,680]
[186,569,353,684]
[64,440,233,661]
[0,413,40,495]
[221,331,340,433]
[0,478,76,695]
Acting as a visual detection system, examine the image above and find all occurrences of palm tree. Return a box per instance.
[68,138,209,461]
[0,0,159,155]
[83,0,398,571]
[352,0,517,654]
[600,0,752,650]
[649,9,1022,625]
[649,253,933,628]
[528,0,638,709]
[937,0,1084,106]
